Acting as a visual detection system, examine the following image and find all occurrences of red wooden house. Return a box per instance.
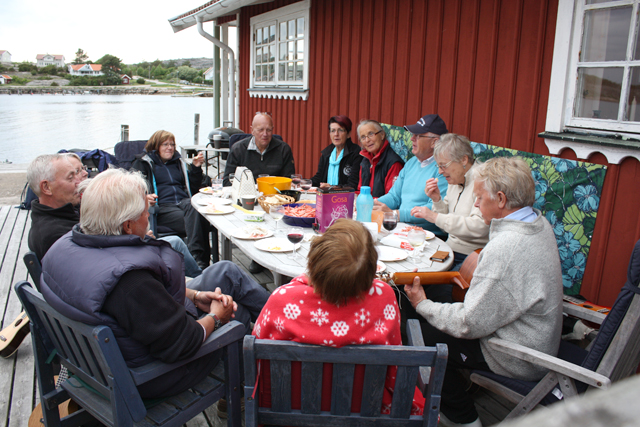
[170,0,640,307]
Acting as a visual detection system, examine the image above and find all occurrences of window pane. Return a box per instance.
[575,67,623,120]
[269,45,275,62]
[270,25,276,43]
[586,0,617,4]
[256,47,262,64]
[279,63,285,80]
[263,26,269,44]
[262,65,269,82]
[256,65,262,81]
[296,61,304,81]
[626,67,640,121]
[269,64,275,82]
[287,62,294,80]
[263,48,268,63]
[288,20,295,40]
[288,41,295,61]
[280,22,287,40]
[297,40,304,61]
[297,18,305,37]
[279,43,287,60]
[256,28,262,45]
[581,7,631,62]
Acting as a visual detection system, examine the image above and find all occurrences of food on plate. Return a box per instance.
[283,204,316,218]
[202,205,226,214]
[268,245,282,251]
[401,225,427,234]
[264,194,291,204]
[298,199,315,204]
[200,187,215,194]
[243,225,269,238]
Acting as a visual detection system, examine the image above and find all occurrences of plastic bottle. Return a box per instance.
[356,186,374,223]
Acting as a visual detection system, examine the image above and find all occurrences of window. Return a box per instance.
[249,0,310,100]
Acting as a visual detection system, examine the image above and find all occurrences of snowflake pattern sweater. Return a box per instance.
[253,275,424,415]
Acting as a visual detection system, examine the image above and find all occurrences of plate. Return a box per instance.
[376,246,408,262]
[231,226,274,240]
[254,237,299,253]
[199,187,223,196]
[377,261,386,273]
[195,197,231,206]
[201,205,235,215]
[397,227,436,240]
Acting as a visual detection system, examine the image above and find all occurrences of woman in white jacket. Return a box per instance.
[411,133,489,269]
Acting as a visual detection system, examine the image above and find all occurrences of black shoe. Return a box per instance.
[248,261,264,274]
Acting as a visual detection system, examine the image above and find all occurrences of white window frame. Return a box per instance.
[544,0,640,163]
[248,0,310,100]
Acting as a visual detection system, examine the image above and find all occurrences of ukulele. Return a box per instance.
[0,311,31,358]
[384,249,481,302]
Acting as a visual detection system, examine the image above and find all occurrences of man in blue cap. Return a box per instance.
[373,114,449,238]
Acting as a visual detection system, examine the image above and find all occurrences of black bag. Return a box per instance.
[18,183,37,210]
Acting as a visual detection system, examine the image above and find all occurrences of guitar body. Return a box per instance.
[0,312,31,358]
[390,249,482,302]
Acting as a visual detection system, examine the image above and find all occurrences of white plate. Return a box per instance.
[195,197,231,206]
[254,237,299,253]
[201,205,235,215]
[199,187,224,196]
[376,246,408,262]
[396,227,436,240]
[377,261,386,273]
[231,226,274,240]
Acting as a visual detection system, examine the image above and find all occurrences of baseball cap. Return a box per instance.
[404,114,448,135]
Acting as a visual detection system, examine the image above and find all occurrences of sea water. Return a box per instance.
[0,94,216,164]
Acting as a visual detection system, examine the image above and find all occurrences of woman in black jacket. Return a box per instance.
[310,115,361,189]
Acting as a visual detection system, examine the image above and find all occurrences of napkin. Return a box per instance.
[379,235,414,251]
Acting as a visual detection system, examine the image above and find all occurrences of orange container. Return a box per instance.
[257,176,292,195]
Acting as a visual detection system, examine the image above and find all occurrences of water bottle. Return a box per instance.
[356,186,374,223]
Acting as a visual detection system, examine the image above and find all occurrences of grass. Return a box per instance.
[150,83,180,87]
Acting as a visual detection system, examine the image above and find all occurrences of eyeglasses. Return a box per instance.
[437,160,455,170]
[359,130,382,142]
[329,128,346,134]
[412,133,439,140]
[76,165,88,173]
[160,142,176,148]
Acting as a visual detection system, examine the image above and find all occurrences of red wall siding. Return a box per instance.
[236,0,640,306]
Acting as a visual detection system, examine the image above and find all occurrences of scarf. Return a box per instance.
[327,147,344,185]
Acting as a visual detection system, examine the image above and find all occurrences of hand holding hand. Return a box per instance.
[192,152,205,168]
[209,296,236,323]
[425,178,441,202]
[372,200,392,212]
[410,206,437,223]
[404,276,427,309]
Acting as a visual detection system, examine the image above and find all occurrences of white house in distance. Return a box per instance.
[203,66,214,81]
[68,63,103,76]
[36,54,65,68]
[0,75,13,84]
[0,50,11,64]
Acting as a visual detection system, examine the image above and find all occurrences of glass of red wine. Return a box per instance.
[300,179,312,193]
[287,226,304,259]
[291,174,302,190]
[383,211,398,233]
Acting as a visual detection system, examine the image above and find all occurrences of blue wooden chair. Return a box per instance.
[15,281,245,427]
[243,319,447,427]
[23,251,42,291]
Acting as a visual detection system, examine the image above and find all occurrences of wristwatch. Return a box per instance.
[206,313,222,330]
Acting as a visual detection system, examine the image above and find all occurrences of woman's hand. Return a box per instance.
[146,193,158,206]
[410,206,437,223]
[404,276,427,308]
[372,200,392,212]
[209,295,236,323]
[425,178,441,202]
[192,152,205,168]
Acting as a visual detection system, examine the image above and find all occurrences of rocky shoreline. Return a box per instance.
[0,86,212,95]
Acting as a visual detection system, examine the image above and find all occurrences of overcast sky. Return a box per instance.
[2,0,237,65]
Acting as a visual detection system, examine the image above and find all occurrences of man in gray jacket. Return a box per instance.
[404,157,563,427]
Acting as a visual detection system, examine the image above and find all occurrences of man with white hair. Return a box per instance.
[404,157,563,427]
[40,169,269,398]
[27,153,203,278]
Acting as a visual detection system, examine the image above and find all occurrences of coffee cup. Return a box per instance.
[241,196,256,210]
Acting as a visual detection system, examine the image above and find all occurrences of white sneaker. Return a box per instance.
[439,412,482,427]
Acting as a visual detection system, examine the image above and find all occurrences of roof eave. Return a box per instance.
[168,0,273,33]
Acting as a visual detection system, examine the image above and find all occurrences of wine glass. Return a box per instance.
[287,226,304,259]
[270,205,285,234]
[300,179,312,193]
[383,211,398,233]
[407,229,426,264]
[291,174,302,190]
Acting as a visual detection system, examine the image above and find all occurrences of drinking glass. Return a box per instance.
[212,178,223,195]
[407,229,426,264]
[270,205,285,234]
[291,174,302,189]
[287,226,304,259]
[300,179,312,193]
[383,211,398,233]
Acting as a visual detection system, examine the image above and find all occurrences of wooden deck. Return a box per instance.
[0,202,511,427]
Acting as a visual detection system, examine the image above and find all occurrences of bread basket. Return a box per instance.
[258,194,295,213]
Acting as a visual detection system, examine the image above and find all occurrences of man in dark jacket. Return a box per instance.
[222,112,295,186]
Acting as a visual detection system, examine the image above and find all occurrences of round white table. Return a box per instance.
[192,192,453,287]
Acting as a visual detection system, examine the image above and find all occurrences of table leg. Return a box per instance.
[221,235,232,261]
[210,227,219,263]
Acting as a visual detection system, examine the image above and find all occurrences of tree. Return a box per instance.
[151,59,162,68]
[73,49,89,64]
[181,60,191,67]
[96,54,123,85]
[176,65,199,82]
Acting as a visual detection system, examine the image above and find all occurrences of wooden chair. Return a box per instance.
[468,239,640,421]
[15,280,245,427]
[23,251,42,291]
[243,319,447,427]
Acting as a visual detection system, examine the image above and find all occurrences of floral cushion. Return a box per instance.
[382,123,608,295]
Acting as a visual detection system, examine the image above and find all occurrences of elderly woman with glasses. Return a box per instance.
[356,120,404,197]
[310,115,361,189]
[132,130,211,269]
[410,133,489,269]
